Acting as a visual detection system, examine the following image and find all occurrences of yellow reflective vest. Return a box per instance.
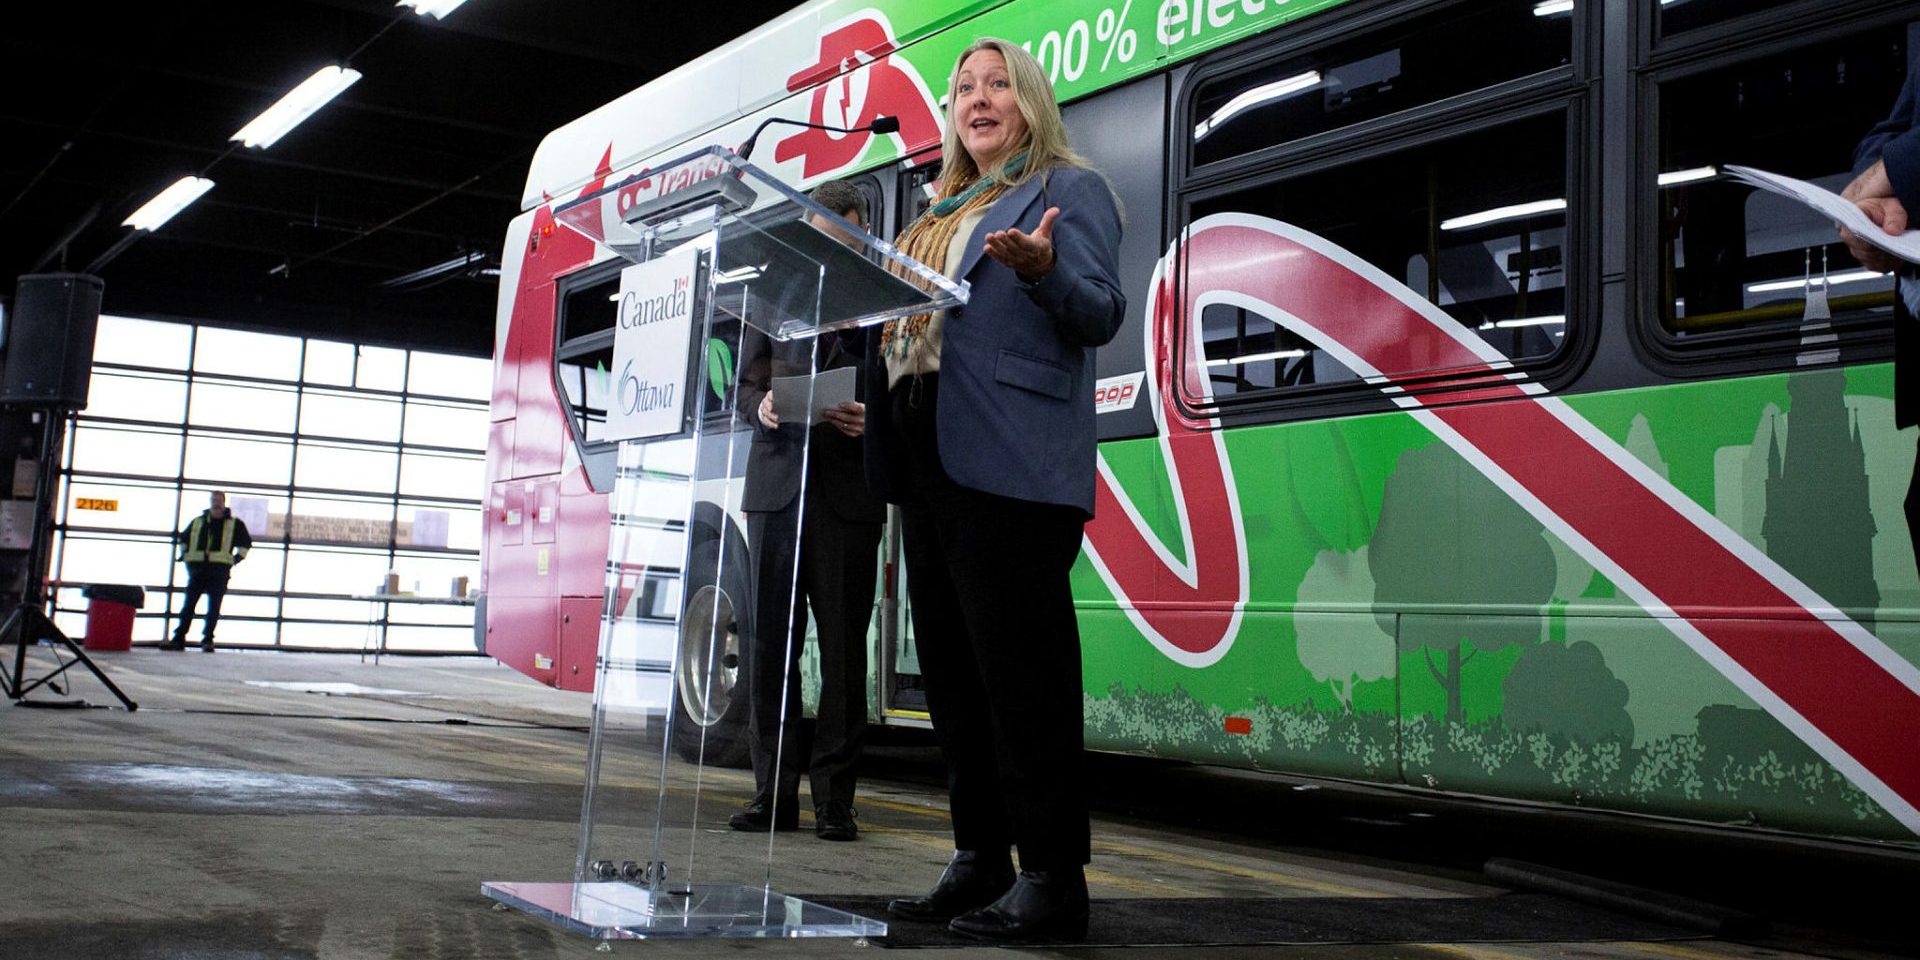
[180,513,251,566]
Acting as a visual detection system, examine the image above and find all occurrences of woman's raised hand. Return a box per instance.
[984,207,1059,282]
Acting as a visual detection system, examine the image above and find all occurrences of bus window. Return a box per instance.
[1190,0,1572,169]
[1185,111,1569,407]
[898,157,941,233]
[1656,0,1808,39]
[556,270,620,445]
[1654,26,1908,344]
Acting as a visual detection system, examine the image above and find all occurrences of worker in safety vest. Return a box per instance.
[163,491,252,652]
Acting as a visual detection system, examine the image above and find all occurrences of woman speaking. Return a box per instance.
[863,37,1125,942]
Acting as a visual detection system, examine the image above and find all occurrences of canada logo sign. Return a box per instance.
[1083,213,1920,833]
[774,11,944,178]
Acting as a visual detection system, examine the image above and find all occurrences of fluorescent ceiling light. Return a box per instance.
[1440,198,1567,231]
[122,176,216,231]
[1495,315,1565,328]
[715,265,763,284]
[1747,270,1884,294]
[231,65,363,149]
[1206,349,1306,367]
[1658,166,1718,187]
[1532,0,1575,16]
[396,0,468,17]
[1194,71,1321,141]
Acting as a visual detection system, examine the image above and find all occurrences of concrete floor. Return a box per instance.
[0,645,1903,959]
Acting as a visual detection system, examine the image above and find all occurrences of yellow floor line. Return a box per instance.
[1417,942,1555,960]
[1624,942,1749,960]
[1089,838,1392,899]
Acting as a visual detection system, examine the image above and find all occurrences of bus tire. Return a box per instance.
[671,520,753,768]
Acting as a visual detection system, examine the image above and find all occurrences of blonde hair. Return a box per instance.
[937,38,1087,197]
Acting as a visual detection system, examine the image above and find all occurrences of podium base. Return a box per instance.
[481,881,887,940]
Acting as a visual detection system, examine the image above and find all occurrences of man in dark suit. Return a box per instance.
[1844,46,1920,553]
[728,180,883,841]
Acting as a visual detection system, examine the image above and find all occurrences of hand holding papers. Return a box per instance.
[1727,164,1920,265]
[770,366,856,428]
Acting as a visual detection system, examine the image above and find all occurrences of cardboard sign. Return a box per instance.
[606,245,701,441]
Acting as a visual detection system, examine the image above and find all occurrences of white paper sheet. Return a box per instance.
[770,366,856,426]
[1726,164,1920,264]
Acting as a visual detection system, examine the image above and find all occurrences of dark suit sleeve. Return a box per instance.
[737,327,777,437]
[1855,56,1920,214]
[1021,167,1126,348]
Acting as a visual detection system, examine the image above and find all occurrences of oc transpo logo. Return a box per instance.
[773,13,944,177]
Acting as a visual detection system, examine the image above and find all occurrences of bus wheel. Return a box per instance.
[672,531,752,768]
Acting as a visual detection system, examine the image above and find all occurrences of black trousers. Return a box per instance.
[174,563,231,642]
[890,374,1091,870]
[745,497,881,808]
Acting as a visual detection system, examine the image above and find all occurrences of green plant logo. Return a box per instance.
[706,337,734,401]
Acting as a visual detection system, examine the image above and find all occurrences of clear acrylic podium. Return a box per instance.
[483,147,966,940]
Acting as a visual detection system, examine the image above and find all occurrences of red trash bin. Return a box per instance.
[81,584,145,652]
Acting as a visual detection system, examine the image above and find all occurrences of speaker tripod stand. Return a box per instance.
[0,603,137,710]
[0,404,136,710]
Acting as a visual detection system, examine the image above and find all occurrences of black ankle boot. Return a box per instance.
[886,850,1015,921]
[948,868,1090,942]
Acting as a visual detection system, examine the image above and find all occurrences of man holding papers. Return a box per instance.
[729,180,883,842]
[1843,49,1919,278]
[1843,46,1920,559]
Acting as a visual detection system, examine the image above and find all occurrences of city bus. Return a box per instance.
[483,0,1920,848]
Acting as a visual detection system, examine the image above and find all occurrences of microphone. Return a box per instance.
[737,115,901,162]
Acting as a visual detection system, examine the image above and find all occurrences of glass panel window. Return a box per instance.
[93,315,191,369]
[403,400,487,450]
[224,545,285,595]
[188,380,299,434]
[198,617,278,645]
[287,494,394,549]
[560,273,621,341]
[83,371,186,424]
[355,346,408,392]
[399,452,484,500]
[279,622,370,649]
[558,346,615,444]
[284,546,392,598]
[294,441,397,493]
[304,339,357,386]
[184,433,293,487]
[1190,0,1574,167]
[299,390,403,443]
[383,625,474,653]
[57,535,172,590]
[899,157,942,231]
[1657,0,1806,38]
[70,424,182,478]
[404,503,481,551]
[193,326,302,381]
[1185,112,1569,406]
[188,592,280,620]
[1657,27,1909,341]
[65,479,178,534]
[282,597,376,622]
[391,551,479,598]
[407,351,490,400]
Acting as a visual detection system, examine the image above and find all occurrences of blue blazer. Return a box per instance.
[864,164,1126,516]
